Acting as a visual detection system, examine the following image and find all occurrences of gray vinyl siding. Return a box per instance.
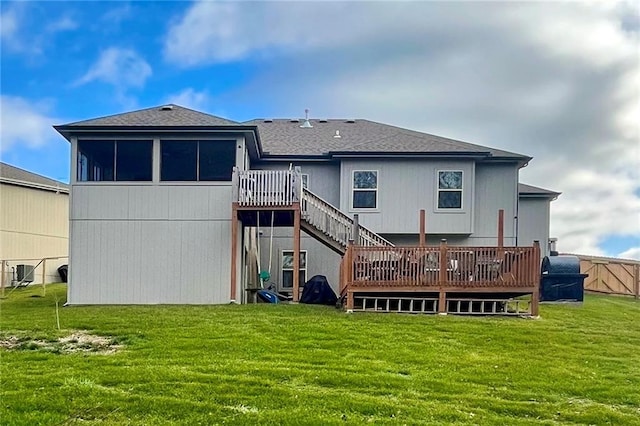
[67,134,247,305]
[255,162,340,207]
[518,197,551,257]
[471,163,518,246]
[339,159,475,234]
[257,228,341,294]
[68,185,233,304]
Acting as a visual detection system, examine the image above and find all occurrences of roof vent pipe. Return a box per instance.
[334,130,341,138]
[300,108,313,128]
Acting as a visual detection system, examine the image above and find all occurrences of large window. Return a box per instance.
[437,170,463,209]
[161,140,236,181]
[281,250,307,290]
[352,170,378,209]
[77,140,152,182]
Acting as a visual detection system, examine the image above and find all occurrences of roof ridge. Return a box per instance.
[61,104,237,126]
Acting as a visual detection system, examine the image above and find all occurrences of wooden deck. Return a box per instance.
[339,242,541,315]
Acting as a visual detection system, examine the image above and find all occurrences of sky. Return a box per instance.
[1,1,639,259]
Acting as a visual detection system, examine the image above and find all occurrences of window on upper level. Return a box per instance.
[437,170,463,209]
[352,170,378,209]
[160,140,236,181]
[77,140,152,182]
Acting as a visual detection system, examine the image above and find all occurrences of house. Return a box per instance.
[54,104,559,311]
[0,162,69,287]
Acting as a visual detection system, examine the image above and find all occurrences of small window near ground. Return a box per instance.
[352,170,377,209]
[437,170,463,209]
[281,251,307,290]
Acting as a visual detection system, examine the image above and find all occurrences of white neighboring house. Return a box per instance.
[0,162,69,286]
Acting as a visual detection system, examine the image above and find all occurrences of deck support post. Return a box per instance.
[293,202,301,302]
[438,239,448,313]
[230,203,239,303]
[346,290,354,311]
[438,291,447,314]
[498,209,504,248]
[419,209,426,247]
[531,240,540,316]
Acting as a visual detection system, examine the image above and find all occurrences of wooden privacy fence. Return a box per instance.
[573,254,640,298]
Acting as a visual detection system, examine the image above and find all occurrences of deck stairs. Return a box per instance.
[300,188,394,255]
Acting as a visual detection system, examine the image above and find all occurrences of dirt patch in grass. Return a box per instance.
[0,331,122,354]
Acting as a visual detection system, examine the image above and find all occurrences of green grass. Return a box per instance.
[1,285,640,425]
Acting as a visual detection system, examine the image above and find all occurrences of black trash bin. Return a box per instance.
[58,265,68,283]
[540,255,587,302]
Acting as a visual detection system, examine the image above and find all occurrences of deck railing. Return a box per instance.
[341,243,540,294]
[234,168,301,207]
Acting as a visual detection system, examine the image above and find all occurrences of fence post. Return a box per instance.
[42,258,47,296]
[1,260,5,298]
[635,264,639,299]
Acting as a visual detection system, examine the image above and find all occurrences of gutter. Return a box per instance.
[0,177,69,194]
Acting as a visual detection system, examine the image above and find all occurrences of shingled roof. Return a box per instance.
[518,183,560,198]
[245,118,529,160]
[55,104,530,161]
[59,104,238,127]
[0,162,69,193]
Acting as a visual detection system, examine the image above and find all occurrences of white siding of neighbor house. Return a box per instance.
[0,183,69,284]
[339,159,475,234]
[518,197,551,258]
[67,136,246,305]
[471,163,518,246]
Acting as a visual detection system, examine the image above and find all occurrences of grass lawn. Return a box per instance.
[1,285,640,425]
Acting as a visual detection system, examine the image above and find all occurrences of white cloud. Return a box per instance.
[101,4,132,25]
[76,47,152,90]
[164,88,210,111]
[0,96,60,152]
[45,15,78,33]
[618,247,640,261]
[0,6,18,40]
[169,1,639,256]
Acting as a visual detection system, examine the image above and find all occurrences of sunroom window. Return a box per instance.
[352,170,378,209]
[437,170,463,209]
[161,140,236,181]
[77,140,152,182]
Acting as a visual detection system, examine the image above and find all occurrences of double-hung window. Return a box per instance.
[77,140,153,182]
[437,170,463,209]
[352,170,378,209]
